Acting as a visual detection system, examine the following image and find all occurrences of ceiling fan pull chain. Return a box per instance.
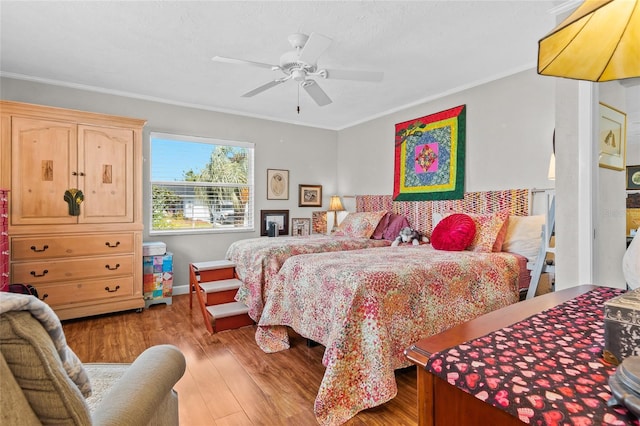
[297,84,300,114]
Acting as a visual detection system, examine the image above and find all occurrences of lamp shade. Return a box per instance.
[328,195,345,212]
[538,0,640,82]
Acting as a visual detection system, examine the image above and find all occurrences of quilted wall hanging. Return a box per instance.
[394,104,466,201]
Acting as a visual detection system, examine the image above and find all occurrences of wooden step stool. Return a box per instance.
[189,260,253,333]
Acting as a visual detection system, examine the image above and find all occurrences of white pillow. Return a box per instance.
[501,215,545,263]
[432,212,444,228]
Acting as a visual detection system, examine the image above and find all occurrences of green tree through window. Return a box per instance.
[150,133,254,234]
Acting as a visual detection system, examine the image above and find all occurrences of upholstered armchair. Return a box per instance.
[0,294,186,426]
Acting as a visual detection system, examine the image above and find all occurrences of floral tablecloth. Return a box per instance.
[426,286,639,426]
[225,235,390,321]
[255,245,521,425]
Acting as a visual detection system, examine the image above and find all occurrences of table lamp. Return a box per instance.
[328,195,345,232]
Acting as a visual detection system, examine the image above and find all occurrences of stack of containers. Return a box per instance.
[142,241,173,308]
[1,189,8,291]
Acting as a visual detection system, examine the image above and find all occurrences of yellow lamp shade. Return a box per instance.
[538,0,640,82]
[328,195,344,212]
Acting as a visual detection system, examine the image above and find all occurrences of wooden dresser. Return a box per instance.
[405,285,599,426]
[0,101,146,320]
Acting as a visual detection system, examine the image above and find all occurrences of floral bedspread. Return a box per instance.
[225,235,390,321]
[255,245,521,425]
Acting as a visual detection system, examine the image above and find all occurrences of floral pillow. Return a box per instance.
[334,211,388,238]
[464,210,510,253]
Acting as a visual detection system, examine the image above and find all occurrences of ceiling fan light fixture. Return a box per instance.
[291,69,307,81]
[212,32,383,107]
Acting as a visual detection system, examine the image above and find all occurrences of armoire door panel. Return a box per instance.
[78,125,134,223]
[11,117,78,225]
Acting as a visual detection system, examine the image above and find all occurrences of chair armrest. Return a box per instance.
[91,344,186,426]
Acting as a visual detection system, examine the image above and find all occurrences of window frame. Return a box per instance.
[149,131,255,236]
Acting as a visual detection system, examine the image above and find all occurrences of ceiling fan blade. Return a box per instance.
[242,80,283,97]
[303,80,332,106]
[212,55,277,70]
[299,32,332,64]
[323,68,384,82]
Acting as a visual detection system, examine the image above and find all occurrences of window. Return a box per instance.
[150,132,254,235]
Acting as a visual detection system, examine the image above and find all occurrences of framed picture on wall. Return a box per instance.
[267,169,289,200]
[627,165,640,190]
[598,102,626,171]
[312,211,327,234]
[260,210,289,236]
[299,184,322,207]
[291,218,311,236]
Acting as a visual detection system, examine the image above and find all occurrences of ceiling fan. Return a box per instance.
[212,32,384,107]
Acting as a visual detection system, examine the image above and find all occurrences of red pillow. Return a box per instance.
[431,213,477,251]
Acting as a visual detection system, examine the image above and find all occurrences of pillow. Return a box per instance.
[333,211,387,238]
[502,215,545,262]
[465,210,510,253]
[431,213,476,251]
[492,216,510,252]
[382,214,410,241]
[371,212,391,240]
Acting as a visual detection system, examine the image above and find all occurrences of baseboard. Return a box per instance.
[172,284,189,296]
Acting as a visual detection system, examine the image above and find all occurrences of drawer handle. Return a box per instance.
[105,241,120,248]
[30,245,49,253]
[105,285,120,293]
[105,263,120,271]
[30,269,49,277]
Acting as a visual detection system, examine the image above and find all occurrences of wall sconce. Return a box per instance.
[538,0,640,82]
[327,195,345,232]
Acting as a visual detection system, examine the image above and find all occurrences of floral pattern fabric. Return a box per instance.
[255,245,521,425]
[225,235,390,321]
[465,209,510,252]
[333,211,388,238]
[426,287,639,426]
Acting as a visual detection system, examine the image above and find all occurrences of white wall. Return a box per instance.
[597,82,630,288]
[1,77,338,292]
[337,69,556,210]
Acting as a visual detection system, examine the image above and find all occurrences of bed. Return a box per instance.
[256,245,527,425]
[250,190,542,425]
[226,234,392,321]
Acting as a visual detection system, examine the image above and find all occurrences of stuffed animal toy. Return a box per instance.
[391,227,428,246]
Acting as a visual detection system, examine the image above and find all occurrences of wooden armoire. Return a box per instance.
[0,101,146,320]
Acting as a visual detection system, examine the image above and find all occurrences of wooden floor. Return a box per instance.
[62,294,418,426]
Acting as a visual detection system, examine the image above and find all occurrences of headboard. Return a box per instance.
[356,189,529,236]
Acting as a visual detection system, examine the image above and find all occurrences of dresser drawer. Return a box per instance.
[11,255,133,284]
[11,233,134,260]
[36,276,134,306]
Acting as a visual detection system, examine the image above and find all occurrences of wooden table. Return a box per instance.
[404,285,597,426]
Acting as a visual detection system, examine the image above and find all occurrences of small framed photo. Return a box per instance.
[627,165,640,190]
[598,102,626,171]
[298,184,322,207]
[267,169,289,200]
[312,211,327,234]
[260,210,289,236]
[291,218,311,236]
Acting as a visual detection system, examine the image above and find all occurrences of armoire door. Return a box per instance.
[11,116,78,225]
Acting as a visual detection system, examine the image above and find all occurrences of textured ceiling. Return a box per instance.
[2,1,565,130]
